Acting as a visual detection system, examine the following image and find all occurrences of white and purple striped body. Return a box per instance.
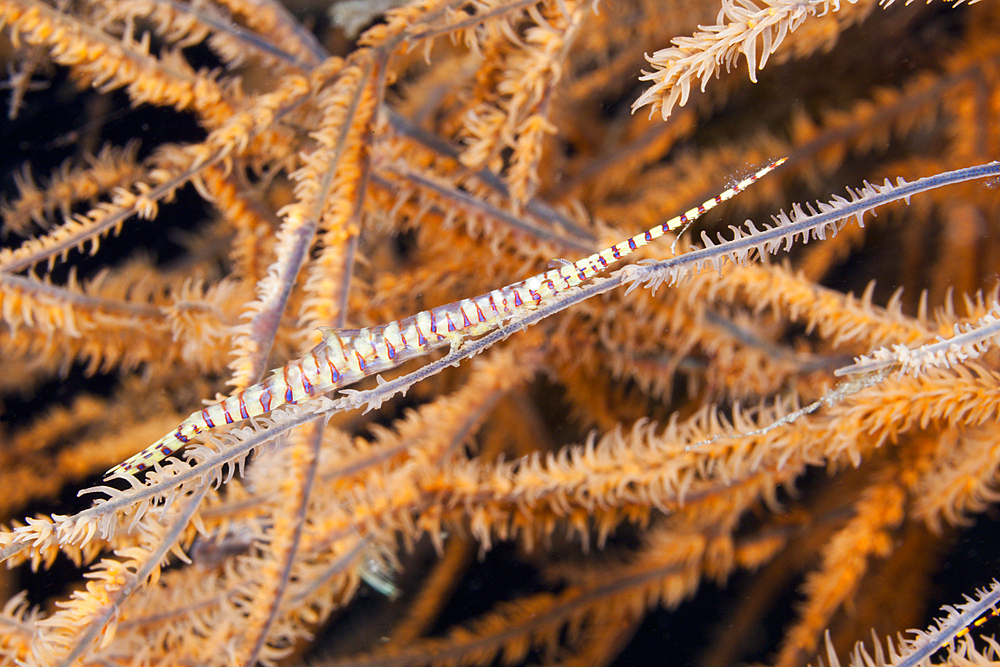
[107,158,786,477]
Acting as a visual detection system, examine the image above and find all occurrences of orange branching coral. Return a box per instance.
[1,0,1000,666]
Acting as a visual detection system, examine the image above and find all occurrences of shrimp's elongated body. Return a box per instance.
[107,158,786,477]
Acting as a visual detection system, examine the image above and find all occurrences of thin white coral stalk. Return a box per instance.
[824,580,1000,667]
[836,304,1000,377]
[633,0,859,119]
